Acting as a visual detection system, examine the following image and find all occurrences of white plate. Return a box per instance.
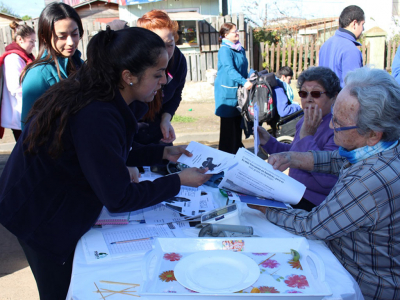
[174,250,260,293]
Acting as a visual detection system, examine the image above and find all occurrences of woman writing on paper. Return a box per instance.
[214,22,252,154]
[258,67,340,211]
[0,21,35,141]
[20,2,83,129]
[0,27,210,300]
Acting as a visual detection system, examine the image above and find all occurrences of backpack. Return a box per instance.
[237,70,279,126]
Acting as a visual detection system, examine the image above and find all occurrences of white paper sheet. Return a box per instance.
[219,148,306,205]
[177,141,235,174]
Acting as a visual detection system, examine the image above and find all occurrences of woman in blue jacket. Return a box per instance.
[20,2,83,129]
[214,22,252,154]
[0,27,210,300]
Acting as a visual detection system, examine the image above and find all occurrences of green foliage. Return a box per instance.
[171,115,197,123]
[21,15,32,21]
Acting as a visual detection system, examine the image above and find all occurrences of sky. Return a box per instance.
[4,0,347,20]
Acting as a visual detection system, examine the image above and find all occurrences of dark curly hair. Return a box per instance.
[297,66,341,99]
[24,27,166,157]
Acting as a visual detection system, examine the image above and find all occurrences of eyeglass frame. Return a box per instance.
[330,105,359,132]
[298,90,327,99]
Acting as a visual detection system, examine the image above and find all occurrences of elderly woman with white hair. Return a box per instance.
[252,67,400,300]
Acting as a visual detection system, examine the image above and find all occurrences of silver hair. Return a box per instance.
[297,66,341,99]
[345,67,400,141]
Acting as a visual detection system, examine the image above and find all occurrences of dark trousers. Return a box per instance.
[18,239,74,300]
[12,129,22,142]
[218,115,244,154]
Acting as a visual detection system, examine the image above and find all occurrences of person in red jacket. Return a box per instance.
[0,21,35,141]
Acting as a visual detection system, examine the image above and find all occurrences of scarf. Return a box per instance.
[339,140,398,164]
[221,38,243,51]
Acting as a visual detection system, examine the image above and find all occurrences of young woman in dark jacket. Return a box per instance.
[0,27,210,300]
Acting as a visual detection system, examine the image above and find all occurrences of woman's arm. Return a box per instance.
[21,66,50,129]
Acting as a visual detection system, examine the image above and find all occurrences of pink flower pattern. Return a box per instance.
[259,286,280,293]
[163,252,182,261]
[260,259,280,269]
[284,274,309,289]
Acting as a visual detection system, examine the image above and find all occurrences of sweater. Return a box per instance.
[0,91,181,264]
[319,29,363,87]
[214,44,248,118]
[21,50,83,129]
[262,112,338,205]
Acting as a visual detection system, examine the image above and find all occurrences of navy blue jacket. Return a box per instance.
[134,46,187,145]
[319,29,363,87]
[214,44,248,118]
[0,91,181,264]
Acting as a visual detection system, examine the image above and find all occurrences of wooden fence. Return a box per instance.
[385,40,400,72]
[0,13,253,82]
[256,42,370,79]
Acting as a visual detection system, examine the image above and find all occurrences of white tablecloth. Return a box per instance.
[66,186,364,300]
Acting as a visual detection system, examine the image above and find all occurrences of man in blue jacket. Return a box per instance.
[319,5,365,87]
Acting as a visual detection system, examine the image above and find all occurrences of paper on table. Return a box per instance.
[81,229,113,264]
[95,207,130,225]
[81,223,186,263]
[142,203,187,224]
[102,223,184,256]
[253,102,260,156]
[219,148,306,205]
[177,141,235,174]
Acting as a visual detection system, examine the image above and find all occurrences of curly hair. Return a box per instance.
[345,67,400,141]
[297,66,341,99]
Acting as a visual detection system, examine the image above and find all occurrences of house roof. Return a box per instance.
[262,17,338,32]
[0,12,22,21]
[71,0,118,9]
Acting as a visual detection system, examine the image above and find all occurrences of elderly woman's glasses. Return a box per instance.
[298,91,327,98]
[330,105,359,132]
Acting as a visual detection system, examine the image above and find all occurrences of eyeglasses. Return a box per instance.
[330,105,359,132]
[229,30,239,34]
[298,91,327,98]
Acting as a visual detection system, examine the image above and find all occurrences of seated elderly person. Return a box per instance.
[258,67,340,211]
[252,67,400,300]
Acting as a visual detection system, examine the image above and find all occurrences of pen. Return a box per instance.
[110,237,153,245]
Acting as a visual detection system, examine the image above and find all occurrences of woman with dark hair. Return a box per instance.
[20,2,83,129]
[0,21,35,141]
[258,66,341,211]
[135,10,187,147]
[214,22,252,154]
[0,27,210,299]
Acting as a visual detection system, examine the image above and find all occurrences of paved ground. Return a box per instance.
[0,100,268,299]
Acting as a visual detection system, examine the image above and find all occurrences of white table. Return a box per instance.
[67,186,364,300]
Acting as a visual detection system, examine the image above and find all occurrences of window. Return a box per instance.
[176,20,198,46]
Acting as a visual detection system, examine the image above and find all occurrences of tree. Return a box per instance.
[0,1,19,17]
[21,15,32,21]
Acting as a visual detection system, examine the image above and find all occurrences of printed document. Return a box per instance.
[177,141,235,174]
[219,148,305,204]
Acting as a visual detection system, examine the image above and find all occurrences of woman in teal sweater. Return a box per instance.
[214,22,252,154]
[21,2,83,129]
